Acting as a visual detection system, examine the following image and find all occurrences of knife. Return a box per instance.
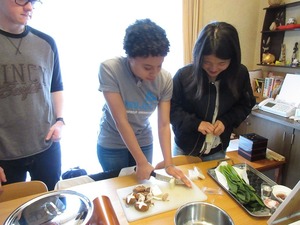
[150,171,184,185]
[134,167,184,185]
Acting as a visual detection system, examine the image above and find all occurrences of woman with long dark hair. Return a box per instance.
[171,21,256,161]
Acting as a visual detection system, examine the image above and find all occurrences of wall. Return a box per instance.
[201,0,260,70]
[201,0,300,73]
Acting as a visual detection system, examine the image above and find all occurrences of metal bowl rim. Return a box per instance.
[174,201,234,224]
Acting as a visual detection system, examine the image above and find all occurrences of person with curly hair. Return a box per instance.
[97,19,191,187]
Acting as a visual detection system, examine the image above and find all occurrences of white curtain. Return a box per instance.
[182,0,203,65]
[29,0,183,174]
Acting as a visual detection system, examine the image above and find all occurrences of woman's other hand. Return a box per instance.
[165,165,192,188]
[213,120,225,136]
[198,121,215,135]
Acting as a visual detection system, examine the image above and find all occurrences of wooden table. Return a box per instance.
[0,156,276,225]
[227,150,285,184]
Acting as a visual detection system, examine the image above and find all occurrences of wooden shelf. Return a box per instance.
[263,1,300,10]
[261,29,300,33]
[257,64,300,69]
[260,1,300,67]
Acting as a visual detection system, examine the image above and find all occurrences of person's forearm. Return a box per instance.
[158,124,172,167]
[115,121,148,166]
[51,91,64,118]
[0,167,7,186]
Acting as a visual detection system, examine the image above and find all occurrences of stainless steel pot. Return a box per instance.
[174,201,234,225]
[4,190,93,225]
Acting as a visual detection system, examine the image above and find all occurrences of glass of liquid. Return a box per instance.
[261,182,272,199]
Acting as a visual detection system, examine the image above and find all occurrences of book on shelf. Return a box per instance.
[254,78,264,94]
[271,76,284,98]
[268,77,275,98]
[262,75,284,99]
[263,77,270,98]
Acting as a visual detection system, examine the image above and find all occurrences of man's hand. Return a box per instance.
[45,121,64,142]
[0,167,7,191]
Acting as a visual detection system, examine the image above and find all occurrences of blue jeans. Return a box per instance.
[0,142,61,190]
[97,144,153,171]
[173,142,225,162]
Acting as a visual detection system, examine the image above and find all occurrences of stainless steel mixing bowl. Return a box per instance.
[174,201,234,225]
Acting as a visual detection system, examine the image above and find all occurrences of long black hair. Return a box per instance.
[186,21,242,99]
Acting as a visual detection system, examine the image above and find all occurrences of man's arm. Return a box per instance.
[0,167,7,190]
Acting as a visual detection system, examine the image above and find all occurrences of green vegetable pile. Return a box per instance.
[219,164,264,212]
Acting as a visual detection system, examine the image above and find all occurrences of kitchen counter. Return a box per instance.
[0,154,276,225]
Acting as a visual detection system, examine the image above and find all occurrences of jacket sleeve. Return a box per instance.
[170,69,202,135]
[218,65,256,129]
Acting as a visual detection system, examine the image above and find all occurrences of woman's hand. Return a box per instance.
[198,121,214,135]
[135,162,155,180]
[212,120,225,136]
[165,165,192,188]
[198,120,224,136]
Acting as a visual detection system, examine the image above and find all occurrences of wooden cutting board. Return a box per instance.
[116,178,207,222]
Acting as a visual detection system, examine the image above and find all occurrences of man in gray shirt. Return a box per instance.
[0,0,64,190]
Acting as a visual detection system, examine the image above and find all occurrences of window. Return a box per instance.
[29,0,183,174]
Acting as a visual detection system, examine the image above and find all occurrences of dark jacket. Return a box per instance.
[170,64,256,156]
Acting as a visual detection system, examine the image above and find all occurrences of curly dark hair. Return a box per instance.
[123,18,170,58]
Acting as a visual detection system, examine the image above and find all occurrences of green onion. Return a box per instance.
[219,164,264,212]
